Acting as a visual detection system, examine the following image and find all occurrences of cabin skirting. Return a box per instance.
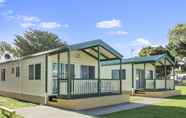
[134,90,181,98]
[0,91,45,104]
[48,93,129,110]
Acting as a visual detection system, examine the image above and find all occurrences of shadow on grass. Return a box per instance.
[99,104,186,118]
[167,95,186,100]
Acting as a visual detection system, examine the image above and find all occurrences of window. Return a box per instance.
[80,65,95,79]
[89,66,95,79]
[112,69,126,80]
[65,64,75,79]
[29,64,41,80]
[52,63,57,77]
[81,65,89,79]
[146,70,153,80]
[52,63,58,71]
[121,69,126,80]
[11,68,15,74]
[52,63,65,79]
[16,67,20,77]
[1,69,5,81]
[35,64,41,80]
[29,65,34,80]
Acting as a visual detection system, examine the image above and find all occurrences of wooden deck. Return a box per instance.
[48,93,129,110]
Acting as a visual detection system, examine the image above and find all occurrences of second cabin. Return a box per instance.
[101,54,176,95]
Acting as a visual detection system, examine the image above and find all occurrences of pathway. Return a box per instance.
[15,96,167,118]
[16,105,95,118]
[80,96,167,116]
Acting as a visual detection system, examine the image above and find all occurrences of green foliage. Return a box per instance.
[14,29,65,56]
[168,24,186,58]
[139,46,167,57]
[0,41,20,58]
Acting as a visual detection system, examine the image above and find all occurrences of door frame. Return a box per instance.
[136,69,145,89]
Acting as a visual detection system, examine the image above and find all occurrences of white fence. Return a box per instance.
[146,80,154,89]
[145,79,174,90]
[53,79,120,96]
[166,79,174,89]
[156,80,165,89]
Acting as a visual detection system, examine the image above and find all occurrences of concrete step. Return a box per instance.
[48,95,57,102]
[135,90,145,94]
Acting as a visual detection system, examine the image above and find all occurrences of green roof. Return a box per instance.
[102,54,175,66]
[25,39,123,58]
[70,39,123,58]
[0,39,123,64]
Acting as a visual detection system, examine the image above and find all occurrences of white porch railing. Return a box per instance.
[146,80,154,89]
[155,80,165,89]
[52,79,120,97]
[166,79,174,89]
[145,79,174,90]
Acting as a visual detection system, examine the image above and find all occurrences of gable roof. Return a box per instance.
[70,39,123,58]
[0,39,123,64]
[102,54,175,66]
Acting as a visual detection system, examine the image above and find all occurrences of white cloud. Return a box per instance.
[135,37,165,47]
[20,22,36,28]
[0,0,5,3]
[1,10,13,16]
[130,37,167,57]
[107,30,128,36]
[1,10,68,29]
[17,15,40,22]
[112,37,167,58]
[136,38,151,46]
[39,22,61,29]
[61,24,69,28]
[96,19,121,29]
[4,14,40,22]
[0,0,6,7]
[130,38,151,56]
[1,11,39,22]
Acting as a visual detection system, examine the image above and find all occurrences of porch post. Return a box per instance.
[131,63,134,95]
[67,48,71,98]
[45,54,48,104]
[57,52,60,96]
[164,59,167,89]
[97,45,101,96]
[173,66,176,90]
[154,64,156,90]
[144,63,146,89]
[119,58,122,94]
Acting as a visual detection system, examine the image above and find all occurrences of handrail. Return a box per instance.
[52,78,121,98]
[53,78,120,80]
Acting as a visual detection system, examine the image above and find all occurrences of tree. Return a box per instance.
[139,46,168,57]
[138,46,153,57]
[0,41,20,58]
[168,24,186,58]
[14,29,65,56]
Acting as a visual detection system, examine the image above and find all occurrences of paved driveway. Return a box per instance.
[80,96,167,116]
[16,105,95,118]
[16,97,166,118]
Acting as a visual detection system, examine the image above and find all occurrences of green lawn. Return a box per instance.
[176,86,186,95]
[0,96,36,118]
[101,86,186,118]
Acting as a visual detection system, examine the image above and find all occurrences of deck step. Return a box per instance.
[48,95,58,102]
[135,90,145,94]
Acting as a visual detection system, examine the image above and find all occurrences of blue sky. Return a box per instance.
[0,0,186,57]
